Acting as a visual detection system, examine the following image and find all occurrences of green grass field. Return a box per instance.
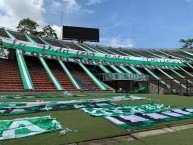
[0,93,193,145]
[114,128,193,145]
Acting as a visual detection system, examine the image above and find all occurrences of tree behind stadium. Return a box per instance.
[179,38,193,49]
[17,18,39,35]
[17,18,58,39]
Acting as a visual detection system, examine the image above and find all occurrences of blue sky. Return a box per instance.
[0,0,193,49]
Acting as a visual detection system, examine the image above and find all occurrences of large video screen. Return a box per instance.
[62,26,99,42]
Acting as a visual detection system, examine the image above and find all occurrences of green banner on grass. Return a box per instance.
[81,103,170,117]
[0,115,62,140]
[0,96,148,115]
[106,108,193,130]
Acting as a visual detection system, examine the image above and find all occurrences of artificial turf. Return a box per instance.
[114,128,193,145]
[0,93,193,145]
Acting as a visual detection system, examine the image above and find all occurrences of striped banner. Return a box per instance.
[106,108,193,130]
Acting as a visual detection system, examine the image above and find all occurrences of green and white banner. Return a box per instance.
[0,115,62,140]
[0,91,82,99]
[102,73,147,81]
[0,37,186,67]
[0,96,148,115]
[106,108,193,130]
[90,95,150,102]
[81,103,170,117]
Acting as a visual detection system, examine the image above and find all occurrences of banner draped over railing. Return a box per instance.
[0,37,186,68]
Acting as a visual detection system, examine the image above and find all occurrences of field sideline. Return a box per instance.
[0,93,193,145]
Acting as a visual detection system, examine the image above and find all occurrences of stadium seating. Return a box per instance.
[25,57,56,92]
[0,58,24,92]
[45,59,77,91]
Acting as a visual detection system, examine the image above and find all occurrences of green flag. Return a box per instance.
[0,115,62,140]
[81,103,170,117]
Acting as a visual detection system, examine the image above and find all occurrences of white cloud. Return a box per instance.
[0,0,45,30]
[51,25,62,39]
[50,0,95,14]
[51,0,62,8]
[83,9,95,14]
[63,0,81,13]
[100,35,135,48]
[102,18,128,32]
[86,0,102,5]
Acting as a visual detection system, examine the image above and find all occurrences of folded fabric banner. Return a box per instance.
[96,95,150,102]
[0,94,147,101]
[106,108,193,130]
[0,115,62,140]
[0,95,148,116]
[81,103,170,117]
[0,92,83,99]
[0,101,113,116]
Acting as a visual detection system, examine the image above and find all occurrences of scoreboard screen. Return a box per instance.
[62,26,99,42]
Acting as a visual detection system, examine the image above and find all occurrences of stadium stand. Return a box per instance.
[1,27,193,94]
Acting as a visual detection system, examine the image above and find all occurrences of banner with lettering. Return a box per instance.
[0,96,148,115]
[0,37,186,68]
[81,103,170,117]
[106,108,193,130]
[0,115,62,140]
[102,73,147,81]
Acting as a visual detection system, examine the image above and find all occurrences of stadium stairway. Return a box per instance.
[74,77,94,91]
[67,64,100,91]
